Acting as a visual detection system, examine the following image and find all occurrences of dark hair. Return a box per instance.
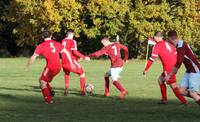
[52,32,62,42]
[66,29,74,36]
[154,31,163,37]
[168,30,178,38]
[42,30,51,39]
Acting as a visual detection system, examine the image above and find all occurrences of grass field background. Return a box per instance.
[0,58,200,122]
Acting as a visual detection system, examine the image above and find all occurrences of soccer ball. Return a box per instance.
[85,83,94,95]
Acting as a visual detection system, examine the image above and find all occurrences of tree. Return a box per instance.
[84,0,131,38]
[127,0,199,58]
[0,0,19,56]
[56,0,84,34]
[190,0,200,57]
[167,0,198,42]
[1,0,200,58]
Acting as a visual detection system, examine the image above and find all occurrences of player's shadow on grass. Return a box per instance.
[22,85,82,95]
[0,93,16,99]
[0,85,110,99]
[1,92,200,122]
[0,86,40,93]
[23,85,105,97]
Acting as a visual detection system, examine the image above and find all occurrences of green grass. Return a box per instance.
[0,58,200,122]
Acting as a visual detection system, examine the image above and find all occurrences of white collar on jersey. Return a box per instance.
[177,40,183,48]
[44,38,51,41]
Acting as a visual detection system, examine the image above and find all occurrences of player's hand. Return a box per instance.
[163,75,170,82]
[84,57,90,61]
[79,57,83,61]
[75,33,80,38]
[124,60,128,64]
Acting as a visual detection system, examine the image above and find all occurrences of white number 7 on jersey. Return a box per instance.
[112,46,117,56]
[62,42,66,49]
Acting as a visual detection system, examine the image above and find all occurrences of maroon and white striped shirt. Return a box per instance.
[175,40,200,73]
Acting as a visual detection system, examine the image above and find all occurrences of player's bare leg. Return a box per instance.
[180,87,200,98]
[169,83,187,105]
[64,71,70,96]
[158,76,167,104]
[179,87,189,96]
[189,91,200,105]
[40,80,53,104]
[104,72,110,97]
[80,73,85,96]
[180,87,200,105]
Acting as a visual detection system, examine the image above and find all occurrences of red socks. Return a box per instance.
[113,81,125,92]
[172,87,187,104]
[80,77,85,92]
[47,83,52,91]
[104,77,110,94]
[64,71,85,95]
[159,83,167,102]
[64,74,70,90]
[160,84,187,104]
[42,88,51,102]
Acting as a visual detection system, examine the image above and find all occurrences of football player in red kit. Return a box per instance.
[26,30,72,104]
[143,31,187,105]
[164,30,200,106]
[61,29,90,96]
[88,37,129,100]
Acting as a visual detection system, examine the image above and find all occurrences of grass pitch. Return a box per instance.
[0,58,200,122]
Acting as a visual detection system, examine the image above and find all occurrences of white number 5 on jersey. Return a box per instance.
[50,43,56,53]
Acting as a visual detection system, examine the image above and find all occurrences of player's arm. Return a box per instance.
[72,50,90,60]
[119,44,129,63]
[26,55,37,71]
[143,44,159,75]
[26,46,41,71]
[70,41,90,60]
[88,47,107,58]
[164,48,185,81]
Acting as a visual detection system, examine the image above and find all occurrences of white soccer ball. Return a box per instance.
[85,83,94,95]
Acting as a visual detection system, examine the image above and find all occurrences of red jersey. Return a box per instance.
[145,41,177,72]
[89,43,129,68]
[61,38,86,64]
[34,38,62,69]
[175,40,200,73]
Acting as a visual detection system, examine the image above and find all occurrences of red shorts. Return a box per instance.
[62,59,84,75]
[40,67,61,82]
[161,71,176,84]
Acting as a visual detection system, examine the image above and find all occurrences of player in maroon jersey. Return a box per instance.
[26,30,72,104]
[88,37,129,99]
[143,31,187,105]
[164,30,200,105]
[61,29,90,96]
